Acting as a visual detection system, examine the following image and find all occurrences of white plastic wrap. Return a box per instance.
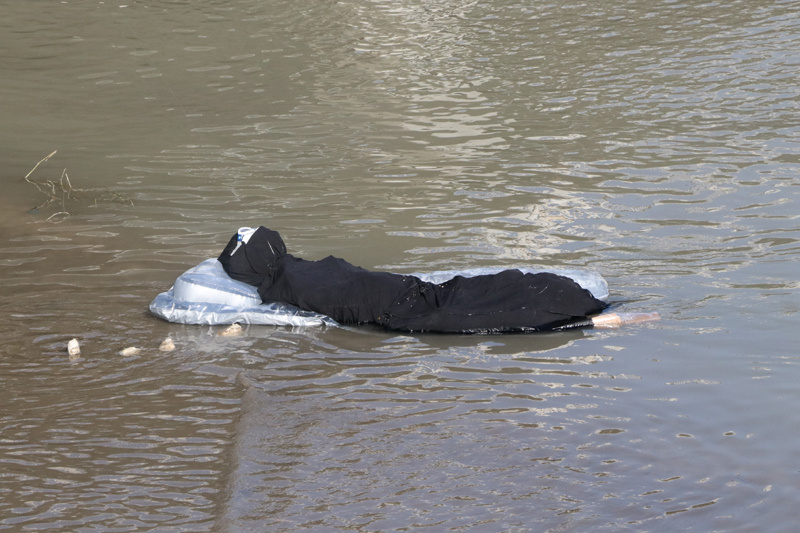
[150,259,608,326]
[150,259,337,327]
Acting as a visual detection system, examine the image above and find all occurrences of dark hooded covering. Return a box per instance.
[218,226,606,333]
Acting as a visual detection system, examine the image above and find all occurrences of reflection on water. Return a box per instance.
[1,0,798,530]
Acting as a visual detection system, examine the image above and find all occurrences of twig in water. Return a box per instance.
[24,150,58,183]
[25,150,74,221]
[24,150,134,222]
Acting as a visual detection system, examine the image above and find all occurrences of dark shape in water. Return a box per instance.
[218,226,608,334]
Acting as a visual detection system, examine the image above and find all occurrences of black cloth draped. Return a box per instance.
[217,227,606,333]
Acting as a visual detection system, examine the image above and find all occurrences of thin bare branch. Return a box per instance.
[24,150,58,183]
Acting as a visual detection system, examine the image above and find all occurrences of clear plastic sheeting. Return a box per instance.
[150,259,337,327]
[150,259,609,327]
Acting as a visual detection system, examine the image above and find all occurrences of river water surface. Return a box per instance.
[1,1,798,531]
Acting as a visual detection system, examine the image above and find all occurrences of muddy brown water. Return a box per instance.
[1,1,798,531]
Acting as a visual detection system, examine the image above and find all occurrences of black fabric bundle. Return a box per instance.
[217,226,606,333]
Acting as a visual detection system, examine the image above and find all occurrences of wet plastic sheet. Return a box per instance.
[150,259,608,327]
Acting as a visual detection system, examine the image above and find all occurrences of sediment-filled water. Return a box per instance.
[1,1,798,530]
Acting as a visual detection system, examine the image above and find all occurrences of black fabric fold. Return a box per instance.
[217,226,606,333]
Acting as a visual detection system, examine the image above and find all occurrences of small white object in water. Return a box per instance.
[218,323,243,337]
[159,337,176,352]
[67,338,81,359]
[119,346,141,356]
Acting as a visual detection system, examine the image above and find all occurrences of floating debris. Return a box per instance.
[119,346,141,356]
[159,337,176,352]
[67,338,81,360]
[24,150,134,222]
[218,323,243,337]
